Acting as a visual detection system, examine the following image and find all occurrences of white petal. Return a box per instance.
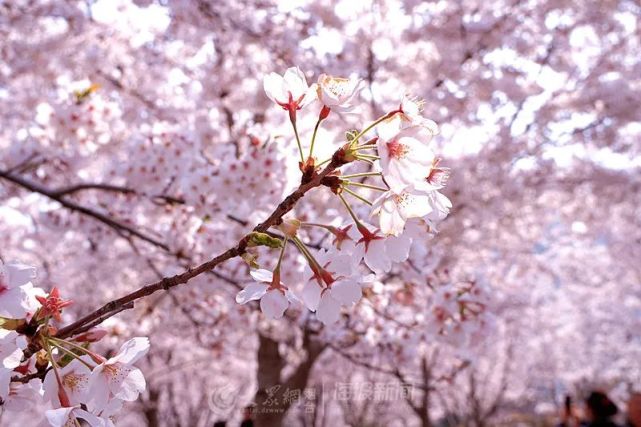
[363,240,392,273]
[399,191,434,219]
[249,269,273,283]
[45,407,75,427]
[75,408,106,427]
[42,369,60,407]
[0,289,29,319]
[385,234,412,263]
[285,289,301,306]
[330,279,362,306]
[114,367,146,401]
[0,369,11,400]
[111,337,150,365]
[379,205,406,236]
[301,281,322,311]
[283,67,308,99]
[235,282,269,304]
[5,263,37,287]
[263,73,287,104]
[87,367,110,411]
[316,293,341,325]
[259,290,289,319]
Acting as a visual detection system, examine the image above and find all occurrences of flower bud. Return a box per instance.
[278,218,301,238]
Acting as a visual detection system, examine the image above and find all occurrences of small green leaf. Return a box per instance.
[248,232,283,249]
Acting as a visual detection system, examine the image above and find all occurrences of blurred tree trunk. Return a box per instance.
[254,329,326,427]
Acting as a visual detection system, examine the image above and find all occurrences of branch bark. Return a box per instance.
[0,169,171,250]
[17,152,346,359]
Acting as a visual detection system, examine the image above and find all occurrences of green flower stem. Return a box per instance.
[301,222,335,231]
[344,181,388,192]
[49,336,103,362]
[309,116,325,159]
[352,110,400,142]
[292,236,323,274]
[289,117,305,163]
[342,187,373,206]
[48,339,95,370]
[273,236,288,273]
[340,172,382,179]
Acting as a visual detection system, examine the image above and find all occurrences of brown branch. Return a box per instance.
[0,169,171,251]
[51,182,185,205]
[18,152,347,361]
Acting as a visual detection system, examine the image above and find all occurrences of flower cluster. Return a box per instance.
[1,262,149,426]
[236,68,453,325]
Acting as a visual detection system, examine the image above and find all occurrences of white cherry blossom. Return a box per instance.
[371,187,451,236]
[315,74,362,113]
[376,125,438,193]
[44,406,105,427]
[235,269,299,319]
[87,337,149,410]
[43,357,92,407]
[0,262,37,319]
[0,378,42,412]
[263,67,315,112]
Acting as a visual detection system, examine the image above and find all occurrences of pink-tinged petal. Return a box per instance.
[259,290,289,319]
[330,279,362,306]
[87,366,111,411]
[60,358,92,406]
[249,269,273,283]
[300,84,319,107]
[74,408,106,427]
[364,240,392,273]
[398,191,433,219]
[42,369,59,406]
[301,281,321,311]
[327,253,354,276]
[1,344,23,370]
[0,288,28,319]
[114,367,146,401]
[5,263,37,287]
[111,337,150,365]
[235,282,269,304]
[263,73,287,104]
[283,67,308,99]
[0,369,11,400]
[385,234,412,263]
[285,289,302,306]
[316,293,341,325]
[45,407,75,427]
[379,204,406,236]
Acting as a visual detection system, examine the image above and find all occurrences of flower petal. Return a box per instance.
[249,269,273,284]
[235,282,269,304]
[260,290,289,319]
[301,281,322,311]
[330,279,362,306]
[316,293,341,325]
[111,337,150,365]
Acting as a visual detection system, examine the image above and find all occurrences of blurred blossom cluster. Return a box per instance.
[1,0,639,426]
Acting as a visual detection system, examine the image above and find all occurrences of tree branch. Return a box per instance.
[19,152,347,359]
[0,169,170,251]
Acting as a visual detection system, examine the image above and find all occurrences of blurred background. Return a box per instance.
[1,0,640,426]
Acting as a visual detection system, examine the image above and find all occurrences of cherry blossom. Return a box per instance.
[0,378,42,412]
[235,269,299,319]
[263,67,315,119]
[376,125,439,193]
[87,337,149,410]
[43,357,92,407]
[44,406,106,427]
[0,262,37,319]
[315,74,362,113]
[371,187,451,236]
